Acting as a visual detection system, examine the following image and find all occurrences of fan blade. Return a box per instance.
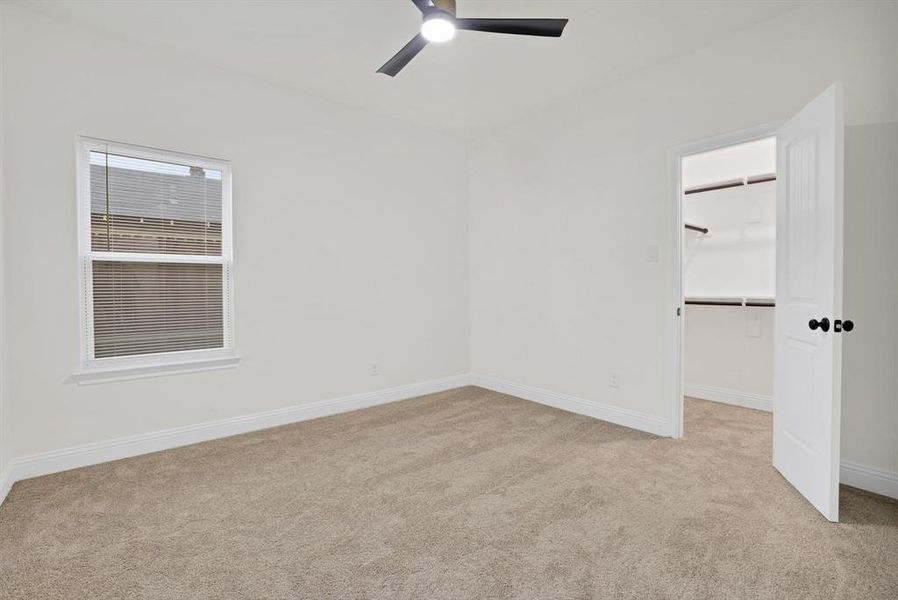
[377,34,428,77]
[455,18,568,37]
[411,0,433,12]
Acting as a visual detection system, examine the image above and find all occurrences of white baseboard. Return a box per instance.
[685,384,772,412]
[0,374,471,506]
[470,374,671,437]
[0,464,14,508]
[841,460,898,500]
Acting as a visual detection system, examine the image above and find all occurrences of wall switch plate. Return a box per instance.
[647,244,659,262]
[369,361,378,376]
[609,372,620,388]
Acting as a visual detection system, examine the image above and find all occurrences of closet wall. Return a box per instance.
[683,140,776,411]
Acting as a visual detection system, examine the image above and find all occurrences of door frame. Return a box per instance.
[665,121,782,439]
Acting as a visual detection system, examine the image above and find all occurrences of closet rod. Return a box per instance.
[684,172,777,195]
[685,299,775,307]
[685,223,708,234]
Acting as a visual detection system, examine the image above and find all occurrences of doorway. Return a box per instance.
[666,122,781,441]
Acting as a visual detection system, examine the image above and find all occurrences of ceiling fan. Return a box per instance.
[378,0,569,77]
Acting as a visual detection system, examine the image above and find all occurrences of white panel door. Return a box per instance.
[774,83,844,522]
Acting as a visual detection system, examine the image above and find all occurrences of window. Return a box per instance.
[75,138,237,383]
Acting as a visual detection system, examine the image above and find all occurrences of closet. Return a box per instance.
[682,138,776,412]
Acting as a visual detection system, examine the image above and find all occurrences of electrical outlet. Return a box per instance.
[369,361,378,376]
[609,372,620,388]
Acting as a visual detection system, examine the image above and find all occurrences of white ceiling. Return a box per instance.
[17,0,807,137]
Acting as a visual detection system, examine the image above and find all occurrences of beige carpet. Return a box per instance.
[1,387,896,599]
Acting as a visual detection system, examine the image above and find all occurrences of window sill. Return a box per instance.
[72,352,240,385]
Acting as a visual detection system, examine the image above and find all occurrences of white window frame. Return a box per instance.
[73,137,238,384]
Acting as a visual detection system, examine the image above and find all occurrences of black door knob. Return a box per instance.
[809,317,830,332]
[834,319,855,333]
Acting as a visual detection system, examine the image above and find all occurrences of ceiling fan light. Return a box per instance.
[421,16,456,43]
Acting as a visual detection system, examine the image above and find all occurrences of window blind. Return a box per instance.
[92,261,224,358]
[79,141,233,366]
[89,152,223,255]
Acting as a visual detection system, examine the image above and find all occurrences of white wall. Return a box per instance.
[683,182,776,299]
[682,137,776,190]
[842,122,898,476]
[684,305,774,408]
[0,5,470,459]
[469,0,898,476]
[0,4,7,478]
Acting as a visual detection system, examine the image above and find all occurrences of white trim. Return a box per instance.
[72,351,240,385]
[840,460,898,500]
[470,374,670,437]
[75,136,236,376]
[685,384,772,412]
[3,375,470,488]
[76,137,94,363]
[87,251,225,264]
[666,121,782,439]
[79,136,230,171]
[0,465,13,507]
[666,144,685,438]
[220,164,236,351]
